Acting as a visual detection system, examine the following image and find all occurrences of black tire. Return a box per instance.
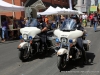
[57,55,67,71]
[19,48,30,62]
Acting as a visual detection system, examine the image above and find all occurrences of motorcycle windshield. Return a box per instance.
[61,19,76,31]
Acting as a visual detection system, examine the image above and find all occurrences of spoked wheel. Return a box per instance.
[19,47,30,62]
[57,54,68,71]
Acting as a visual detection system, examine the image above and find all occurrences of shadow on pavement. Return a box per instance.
[61,52,95,71]
[25,49,56,62]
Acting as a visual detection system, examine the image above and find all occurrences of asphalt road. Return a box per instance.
[0,26,100,75]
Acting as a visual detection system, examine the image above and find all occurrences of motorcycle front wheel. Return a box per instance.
[19,47,30,62]
[57,54,67,71]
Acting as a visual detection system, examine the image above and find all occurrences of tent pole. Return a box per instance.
[69,0,72,10]
[12,0,15,17]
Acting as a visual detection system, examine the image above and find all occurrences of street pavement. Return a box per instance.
[0,26,100,75]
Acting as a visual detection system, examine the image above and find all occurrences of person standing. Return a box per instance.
[79,14,82,24]
[24,17,29,27]
[93,13,98,32]
[55,15,60,28]
[97,14,100,25]
[44,16,49,27]
[18,17,25,28]
[1,18,9,42]
[82,13,88,27]
[89,13,94,27]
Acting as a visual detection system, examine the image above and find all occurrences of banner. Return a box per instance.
[90,6,97,11]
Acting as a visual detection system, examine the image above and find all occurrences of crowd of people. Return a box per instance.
[0,16,28,42]
[0,12,100,43]
[88,12,100,32]
[79,12,100,32]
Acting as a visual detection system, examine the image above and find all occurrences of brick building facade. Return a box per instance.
[0,0,76,19]
[38,0,69,8]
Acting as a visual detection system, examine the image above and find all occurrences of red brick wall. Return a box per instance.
[42,0,69,7]
[53,0,69,7]
[0,0,26,19]
[0,0,74,19]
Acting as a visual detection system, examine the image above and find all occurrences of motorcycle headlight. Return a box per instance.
[61,37,68,43]
[23,34,28,40]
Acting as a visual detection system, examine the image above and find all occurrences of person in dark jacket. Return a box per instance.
[18,17,25,28]
[61,15,88,64]
[71,15,88,64]
[1,18,9,42]
[30,15,48,54]
[93,13,98,32]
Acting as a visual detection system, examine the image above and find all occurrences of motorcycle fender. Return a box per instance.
[57,48,69,56]
[83,40,91,45]
[18,42,28,49]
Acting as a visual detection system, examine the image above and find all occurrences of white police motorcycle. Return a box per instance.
[17,27,54,62]
[54,19,91,71]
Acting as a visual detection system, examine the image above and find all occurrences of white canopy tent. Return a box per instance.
[37,6,78,15]
[58,8,71,15]
[37,6,57,15]
[0,0,24,12]
[0,0,25,28]
[77,11,84,14]
[55,6,62,11]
